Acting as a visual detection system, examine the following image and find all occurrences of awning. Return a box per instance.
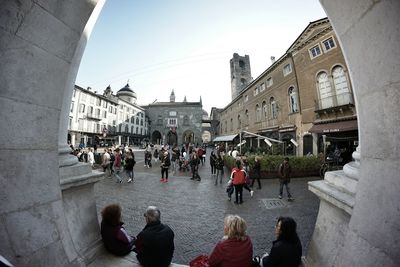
[309,119,358,133]
[212,134,238,142]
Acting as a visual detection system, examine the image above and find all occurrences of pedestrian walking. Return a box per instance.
[278,157,293,201]
[190,152,201,181]
[251,156,262,189]
[171,144,180,173]
[210,151,217,176]
[230,160,247,204]
[102,148,111,176]
[88,148,95,167]
[153,149,159,164]
[160,151,170,183]
[242,157,254,197]
[124,151,135,183]
[215,153,224,184]
[109,148,115,175]
[113,148,123,183]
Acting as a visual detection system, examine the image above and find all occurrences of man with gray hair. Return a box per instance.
[134,206,175,267]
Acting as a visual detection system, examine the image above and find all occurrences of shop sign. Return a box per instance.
[323,128,340,133]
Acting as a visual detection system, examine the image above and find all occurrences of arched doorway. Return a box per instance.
[166,130,178,146]
[151,130,162,144]
[202,130,211,143]
[1,1,399,266]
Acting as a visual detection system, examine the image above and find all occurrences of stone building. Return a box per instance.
[144,90,203,146]
[217,18,356,157]
[68,83,149,147]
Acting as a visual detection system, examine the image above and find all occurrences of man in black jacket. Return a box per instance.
[134,206,175,267]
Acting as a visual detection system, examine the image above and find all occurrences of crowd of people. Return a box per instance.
[84,141,300,266]
[101,204,302,267]
[70,141,295,203]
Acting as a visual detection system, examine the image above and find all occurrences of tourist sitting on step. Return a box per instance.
[260,216,302,267]
[134,206,175,267]
[208,215,253,267]
[100,204,135,256]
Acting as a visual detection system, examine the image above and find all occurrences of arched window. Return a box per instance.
[131,126,134,133]
[230,118,233,131]
[136,117,140,124]
[317,71,334,109]
[332,66,352,105]
[255,104,261,122]
[262,101,268,118]
[237,115,241,129]
[270,97,277,119]
[288,86,299,113]
[125,125,128,133]
[245,109,249,125]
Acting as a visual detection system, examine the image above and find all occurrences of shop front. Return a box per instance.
[309,119,358,165]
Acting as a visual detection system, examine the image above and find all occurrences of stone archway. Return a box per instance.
[0,1,399,266]
[201,130,211,143]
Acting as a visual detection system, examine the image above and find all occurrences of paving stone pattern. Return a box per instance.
[94,148,320,265]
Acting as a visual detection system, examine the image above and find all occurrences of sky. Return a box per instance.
[76,0,327,114]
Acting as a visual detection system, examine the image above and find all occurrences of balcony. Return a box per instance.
[315,92,355,115]
[85,113,102,121]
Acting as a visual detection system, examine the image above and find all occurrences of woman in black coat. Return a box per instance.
[262,216,302,267]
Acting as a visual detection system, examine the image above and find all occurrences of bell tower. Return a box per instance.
[230,53,252,100]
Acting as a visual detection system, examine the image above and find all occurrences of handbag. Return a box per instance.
[252,255,261,267]
[189,255,210,267]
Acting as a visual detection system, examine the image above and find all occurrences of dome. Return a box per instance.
[116,83,137,99]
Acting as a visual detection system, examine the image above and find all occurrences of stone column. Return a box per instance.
[0,1,106,266]
[307,1,400,266]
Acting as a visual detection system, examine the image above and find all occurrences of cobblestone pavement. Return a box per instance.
[94,148,321,265]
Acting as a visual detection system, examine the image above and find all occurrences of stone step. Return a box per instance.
[324,170,357,196]
[308,179,355,215]
[88,251,188,267]
[60,161,98,178]
[60,169,104,190]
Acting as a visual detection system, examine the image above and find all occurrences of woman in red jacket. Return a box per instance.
[209,215,253,267]
[230,160,247,204]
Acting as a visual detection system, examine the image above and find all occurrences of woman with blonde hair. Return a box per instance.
[208,215,253,267]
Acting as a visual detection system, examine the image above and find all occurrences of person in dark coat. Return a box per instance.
[210,151,217,176]
[251,156,262,189]
[261,216,302,267]
[278,157,293,200]
[100,204,135,256]
[190,152,201,181]
[160,151,170,182]
[134,206,175,267]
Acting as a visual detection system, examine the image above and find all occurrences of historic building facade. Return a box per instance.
[217,18,357,157]
[68,83,149,147]
[144,90,203,146]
